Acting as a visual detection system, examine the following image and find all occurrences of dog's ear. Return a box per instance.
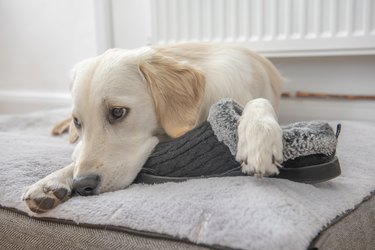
[69,119,79,144]
[139,53,206,138]
[51,117,79,143]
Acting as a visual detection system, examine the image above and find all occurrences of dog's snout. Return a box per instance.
[73,174,100,196]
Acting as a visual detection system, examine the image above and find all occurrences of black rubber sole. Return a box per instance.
[274,156,341,184]
[135,156,341,185]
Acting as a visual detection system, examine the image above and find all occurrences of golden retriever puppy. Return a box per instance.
[22,43,283,213]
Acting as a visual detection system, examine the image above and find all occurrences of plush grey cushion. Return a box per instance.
[0,109,374,250]
[1,194,374,250]
[0,207,211,250]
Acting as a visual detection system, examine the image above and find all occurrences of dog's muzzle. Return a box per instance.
[73,174,100,196]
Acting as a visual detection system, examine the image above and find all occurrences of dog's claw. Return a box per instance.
[272,155,284,169]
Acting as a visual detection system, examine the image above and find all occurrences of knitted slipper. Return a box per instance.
[135,99,341,184]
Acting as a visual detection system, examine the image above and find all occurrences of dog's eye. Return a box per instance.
[73,117,81,129]
[109,107,128,123]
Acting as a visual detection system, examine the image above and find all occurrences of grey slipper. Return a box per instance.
[135,99,341,184]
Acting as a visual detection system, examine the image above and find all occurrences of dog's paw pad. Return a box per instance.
[22,183,71,213]
[42,186,69,201]
[53,188,69,200]
[32,197,56,213]
[24,196,57,214]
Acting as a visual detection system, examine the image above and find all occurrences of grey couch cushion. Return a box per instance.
[1,194,374,250]
[311,194,375,250]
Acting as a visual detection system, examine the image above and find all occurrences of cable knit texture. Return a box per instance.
[143,99,338,177]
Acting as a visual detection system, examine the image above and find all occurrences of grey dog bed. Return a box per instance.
[1,109,375,250]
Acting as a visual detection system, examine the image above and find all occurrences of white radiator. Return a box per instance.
[150,0,375,56]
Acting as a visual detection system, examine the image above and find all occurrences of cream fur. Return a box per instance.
[22,43,284,213]
[139,52,206,138]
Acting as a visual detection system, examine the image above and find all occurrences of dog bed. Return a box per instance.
[0,109,375,250]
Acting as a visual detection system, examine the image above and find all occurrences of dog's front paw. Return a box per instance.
[236,105,283,177]
[22,178,72,213]
[236,118,283,176]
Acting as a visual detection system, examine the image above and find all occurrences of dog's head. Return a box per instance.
[69,48,205,195]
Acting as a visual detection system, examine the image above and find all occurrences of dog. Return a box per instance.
[22,43,284,213]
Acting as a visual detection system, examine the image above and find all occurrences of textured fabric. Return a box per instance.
[142,122,239,177]
[0,195,375,250]
[311,194,375,250]
[282,121,337,161]
[1,194,374,250]
[0,110,375,250]
[143,99,338,178]
[207,99,242,155]
[0,207,211,250]
[207,99,337,160]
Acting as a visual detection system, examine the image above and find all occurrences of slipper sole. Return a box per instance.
[135,156,341,185]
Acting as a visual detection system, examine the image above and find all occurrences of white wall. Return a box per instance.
[0,0,98,114]
[111,0,151,50]
[144,0,375,122]
[270,55,375,123]
[1,0,374,123]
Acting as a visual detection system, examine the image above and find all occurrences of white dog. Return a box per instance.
[22,43,284,213]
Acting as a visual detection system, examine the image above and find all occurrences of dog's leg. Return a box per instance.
[236,98,283,177]
[22,163,74,213]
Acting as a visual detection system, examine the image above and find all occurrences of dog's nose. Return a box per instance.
[73,174,100,196]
